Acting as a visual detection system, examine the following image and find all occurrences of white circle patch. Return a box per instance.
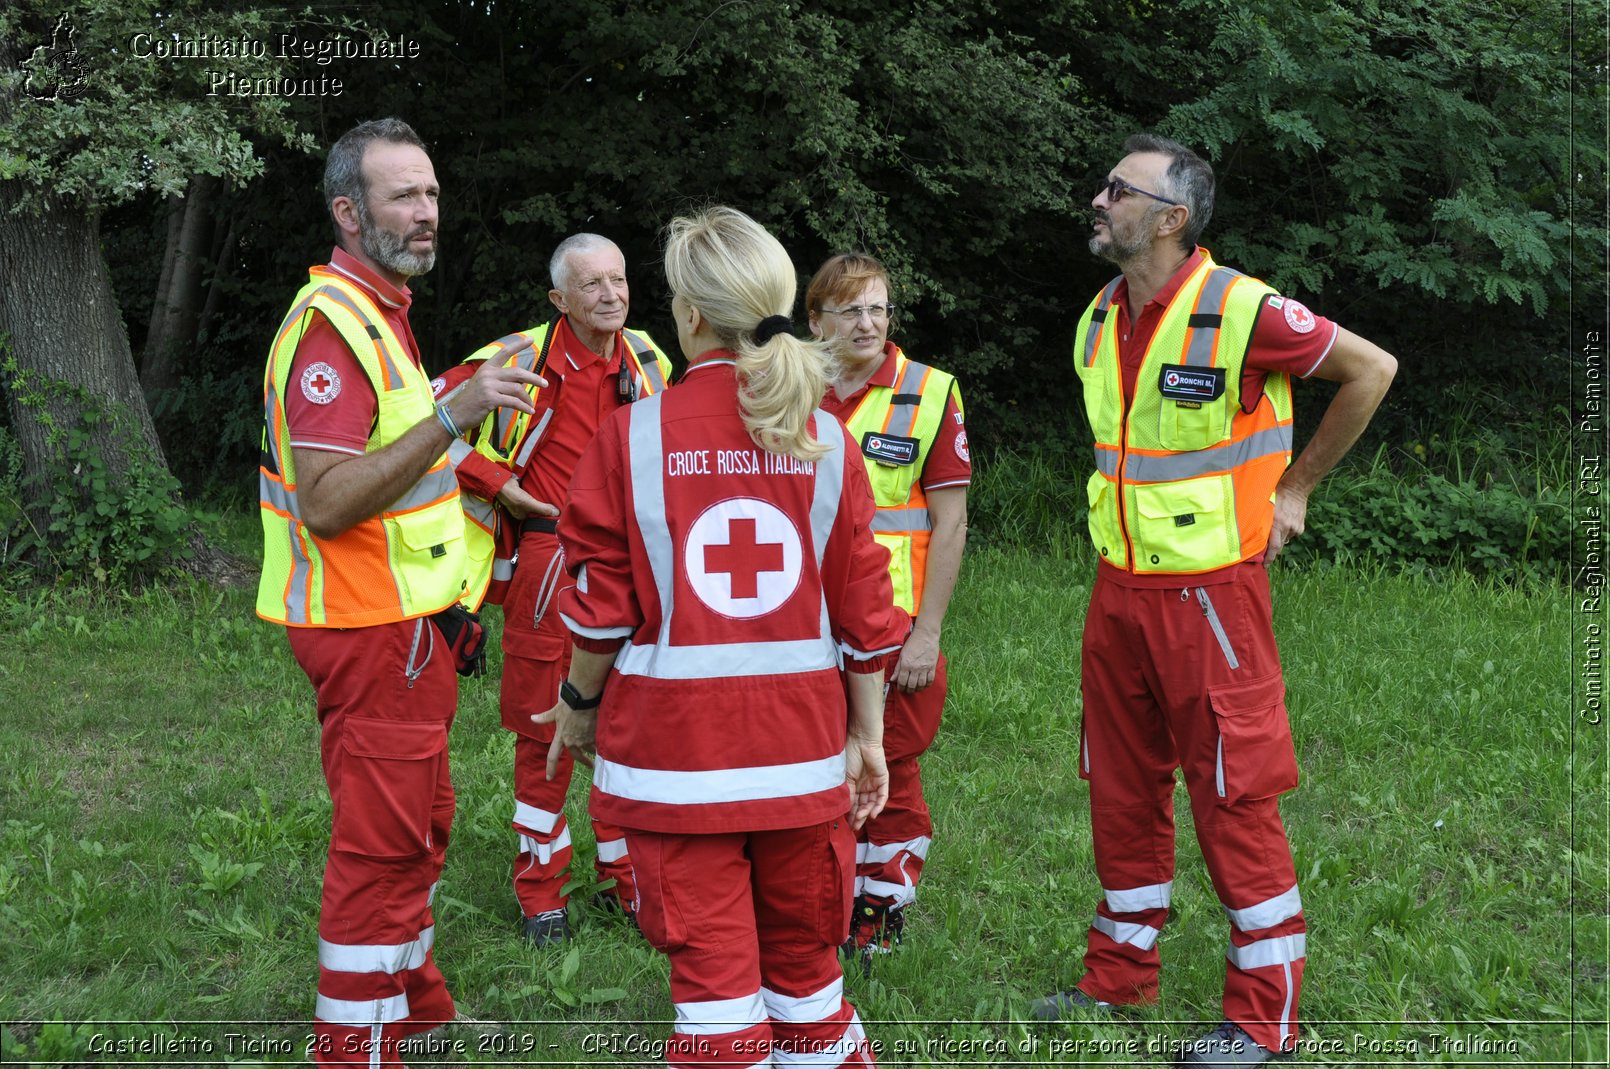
[685,497,803,619]
[954,428,970,463]
[1283,300,1316,334]
[300,361,342,405]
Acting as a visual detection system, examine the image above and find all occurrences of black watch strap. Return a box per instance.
[560,679,602,711]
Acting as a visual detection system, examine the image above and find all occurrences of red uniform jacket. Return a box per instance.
[558,358,906,834]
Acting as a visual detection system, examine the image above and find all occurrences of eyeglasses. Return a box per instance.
[818,303,896,323]
[1100,174,1180,206]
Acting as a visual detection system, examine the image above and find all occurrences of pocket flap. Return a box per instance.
[342,715,448,760]
[397,498,466,550]
[1208,672,1286,717]
[1134,477,1225,519]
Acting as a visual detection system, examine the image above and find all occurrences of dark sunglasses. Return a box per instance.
[1101,175,1180,206]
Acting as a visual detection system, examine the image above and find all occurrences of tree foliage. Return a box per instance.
[2,0,1593,513]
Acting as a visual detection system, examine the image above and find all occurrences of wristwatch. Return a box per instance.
[559,679,602,711]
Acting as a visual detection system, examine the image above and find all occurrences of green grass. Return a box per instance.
[0,543,1599,1066]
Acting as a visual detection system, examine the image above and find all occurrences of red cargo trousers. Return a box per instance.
[1075,563,1306,1054]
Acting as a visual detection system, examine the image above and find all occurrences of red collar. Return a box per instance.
[326,246,411,310]
[1111,246,1207,315]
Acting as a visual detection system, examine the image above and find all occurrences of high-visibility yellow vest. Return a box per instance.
[450,320,672,609]
[1073,253,1294,575]
[841,346,960,616]
[257,266,467,627]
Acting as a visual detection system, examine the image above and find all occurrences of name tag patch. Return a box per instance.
[863,432,919,467]
[1158,364,1225,403]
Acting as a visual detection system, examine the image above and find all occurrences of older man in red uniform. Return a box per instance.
[433,235,671,943]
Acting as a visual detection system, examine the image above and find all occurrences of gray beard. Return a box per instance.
[358,202,436,278]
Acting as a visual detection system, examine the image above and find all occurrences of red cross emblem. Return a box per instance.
[703,517,786,599]
[686,499,804,619]
[300,361,342,405]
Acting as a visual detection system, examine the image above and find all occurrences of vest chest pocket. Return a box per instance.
[1156,395,1232,452]
[1130,475,1234,572]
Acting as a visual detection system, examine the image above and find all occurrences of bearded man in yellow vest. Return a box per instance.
[1030,134,1396,1068]
[807,253,971,971]
[257,118,544,1066]
[430,235,672,945]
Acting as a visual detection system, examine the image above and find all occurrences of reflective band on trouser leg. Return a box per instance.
[765,978,875,1068]
[1225,932,1306,1054]
[854,746,932,907]
[512,736,576,916]
[591,817,638,910]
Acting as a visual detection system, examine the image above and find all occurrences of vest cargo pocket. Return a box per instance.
[333,716,449,858]
[1207,672,1298,804]
[1131,476,1233,572]
[1086,470,1121,563]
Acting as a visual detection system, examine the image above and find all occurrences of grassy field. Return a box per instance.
[0,542,1600,1066]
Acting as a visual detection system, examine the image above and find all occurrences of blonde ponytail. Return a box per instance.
[663,207,837,462]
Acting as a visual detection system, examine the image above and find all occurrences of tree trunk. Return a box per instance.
[196,206,240,345]
[0,183,173,522]
[140,174,214,398]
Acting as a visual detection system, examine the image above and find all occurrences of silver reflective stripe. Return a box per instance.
[616,637,839,678]
[625,331,668,394]
[808,412,844,568]
[461,492,495,528]
[871,507,930,533]
[1123,424,1293,482]
[514,409,554,471]
[1227,932,1306,970]
[283,518,313,625]
[1081,278,1124,367]
[260,471,298,518]
[315,286,408,391]
[1225,884,1302,932]
[593,751,845,805]
[856,836,932,864]
[389,463,458,512]
[446,439,475,466]
[762,976,842,1024]
[1094,448,1119,478]
[1197,588,1240,670]
[1181,267,1245,367]
[628,394,676,649]
[317,926,434,974]
[883,360,930,437]
[1092,913,1161,951]
[674,992,767,1036]
[1216,735,1226,797]
[491,557,514,582]
[314,991,410,1027]
[595,837,629,863]
[1105,880,1174,913]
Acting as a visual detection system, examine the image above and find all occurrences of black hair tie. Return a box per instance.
[754,315,793,344]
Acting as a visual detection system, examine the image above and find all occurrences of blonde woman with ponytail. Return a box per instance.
[534,206,906,1069]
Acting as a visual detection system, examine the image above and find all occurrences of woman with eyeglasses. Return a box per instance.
[805,254,971,970]
[535,207,906,1068]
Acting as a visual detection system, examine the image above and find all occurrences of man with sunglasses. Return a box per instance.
[1033,134,1396,1067]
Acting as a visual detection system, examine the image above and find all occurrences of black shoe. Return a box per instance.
[1176,1022,1290,1067]
[519,908,570,946]
[1029,988,1114,1022]
[591,891,639,930]
[840,896,903,976]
